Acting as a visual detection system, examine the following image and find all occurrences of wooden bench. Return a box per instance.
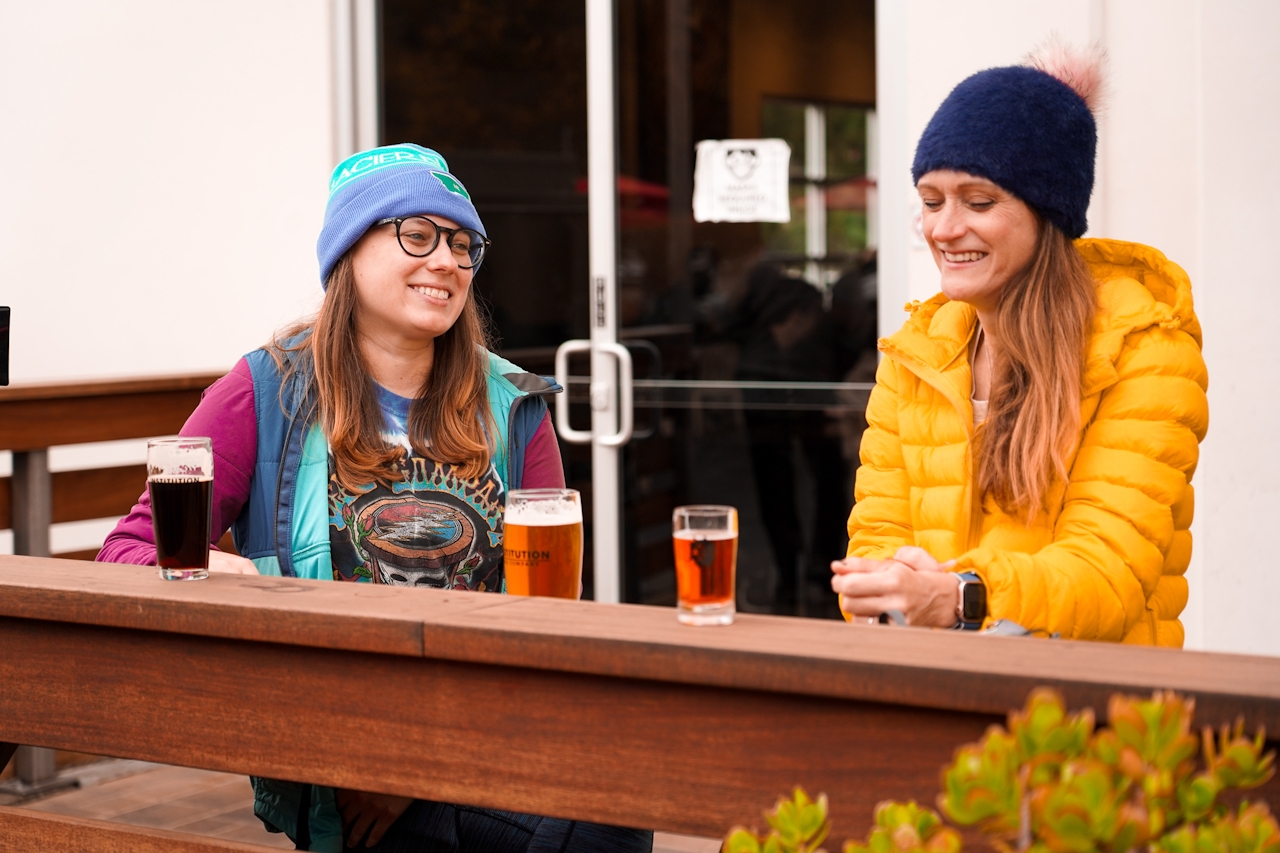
[1,557,1278,851]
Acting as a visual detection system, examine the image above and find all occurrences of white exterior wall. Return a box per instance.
[0,1,335,552]
[0,2,333,385]
[877,0,1280,656]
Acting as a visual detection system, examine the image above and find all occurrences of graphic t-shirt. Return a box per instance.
[327,385,505,591]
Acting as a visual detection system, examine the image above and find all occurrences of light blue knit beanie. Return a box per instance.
[316,143,486,287]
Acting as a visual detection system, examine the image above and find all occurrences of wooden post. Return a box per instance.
[11,449,50,558]
[9,451,58,790]
[13,747,55,787]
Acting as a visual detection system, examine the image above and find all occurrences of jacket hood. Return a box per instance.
[880,238,1200,401]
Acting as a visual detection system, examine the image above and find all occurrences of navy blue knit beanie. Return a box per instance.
[316,143,486,287]
[912,65,1097,238]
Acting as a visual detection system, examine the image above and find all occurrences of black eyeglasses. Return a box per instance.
[375,216,490,269]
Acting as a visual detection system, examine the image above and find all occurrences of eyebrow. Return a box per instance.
[918,180,1000,193]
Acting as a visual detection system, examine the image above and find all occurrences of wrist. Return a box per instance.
[926,571,966,628]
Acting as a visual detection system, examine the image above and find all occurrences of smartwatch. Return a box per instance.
[954,571,987,630]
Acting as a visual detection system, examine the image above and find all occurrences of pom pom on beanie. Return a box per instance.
[911,40,1106,239]
[316,143,486,288]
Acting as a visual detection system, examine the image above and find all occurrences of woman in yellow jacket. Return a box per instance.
[832,43,1208,646]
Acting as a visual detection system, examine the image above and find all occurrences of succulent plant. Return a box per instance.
[1150,802,1280,853]
[841,801,961,853]
[723,788,832,853]
[939,727,1020,834]
[724,689,1277,853]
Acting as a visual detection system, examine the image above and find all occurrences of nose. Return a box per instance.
[926,200,966,245]
[423,234,461,271]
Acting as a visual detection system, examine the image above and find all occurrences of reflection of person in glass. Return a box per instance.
[728,262,849,613]
[829,253,880,471]
[99,144,652,852]
[833,42,1208,645]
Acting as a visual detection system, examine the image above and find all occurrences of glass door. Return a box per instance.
[606,0,878,618]
[381,0,877,617]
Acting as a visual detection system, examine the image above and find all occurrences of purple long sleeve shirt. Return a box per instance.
[98,358,567,566]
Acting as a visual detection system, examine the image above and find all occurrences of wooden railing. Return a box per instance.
[0,373,225,560]
[2,557,1279,851]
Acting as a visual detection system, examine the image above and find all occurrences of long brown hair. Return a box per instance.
[975,219,1096,517]
[270,254,496,491]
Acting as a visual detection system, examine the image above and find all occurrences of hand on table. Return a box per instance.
[334,788,414,848]
[207,550,259,575]
[830,546,958,628]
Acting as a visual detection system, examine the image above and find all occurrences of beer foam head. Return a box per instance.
[506,497,583,526]
[147,438,213,479]
[673,528,737,541]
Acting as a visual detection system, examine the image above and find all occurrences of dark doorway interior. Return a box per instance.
[382,0,876,617]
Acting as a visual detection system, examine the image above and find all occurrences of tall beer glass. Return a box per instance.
[147,437,214,581]
[672,505,738,625]
[504,489,583,599]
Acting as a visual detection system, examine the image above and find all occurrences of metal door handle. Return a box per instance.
[553,339,633,447]
[554,339,593,444]
[595,341,633,447]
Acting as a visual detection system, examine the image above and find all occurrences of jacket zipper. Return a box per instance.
[878,340,983,553]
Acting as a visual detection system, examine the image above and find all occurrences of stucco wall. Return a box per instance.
[0,1,331,386]
[0,1,334,552]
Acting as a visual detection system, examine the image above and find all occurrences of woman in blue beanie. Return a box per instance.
[830,42,1209,645]
[99,144,653,852]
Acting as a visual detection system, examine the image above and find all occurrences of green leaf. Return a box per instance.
[1151,825,1197,853]
[1107,692,1199,775]
[723,828,763,853]
[940,728,1020,831]
[761,834,787,853]
[762,788,830,852]
[1229,801,1280,853]
[1010,688,1095,787]
[1206,722,1277,791]
[841,801,962,853]
[1030,758,1123,851]
[1177,772,1221,822]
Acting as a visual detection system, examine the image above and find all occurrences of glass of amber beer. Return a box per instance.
[147,437,214,581]
[504,489,583,598]
[672,505,738,625]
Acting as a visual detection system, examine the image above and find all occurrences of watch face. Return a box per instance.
[962,582,988,622]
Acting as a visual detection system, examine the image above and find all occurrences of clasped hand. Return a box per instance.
[830,546,959,628]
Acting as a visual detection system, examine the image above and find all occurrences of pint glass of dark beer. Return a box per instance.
[147,437,214,581]
[672,505,738,625]
[504,489,583,598]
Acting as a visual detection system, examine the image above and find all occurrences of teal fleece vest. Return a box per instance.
[231,344,556,578]
[231,342,558,850]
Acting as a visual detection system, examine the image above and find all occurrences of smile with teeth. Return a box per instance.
[411,285,450,300]
[943,251,987,263]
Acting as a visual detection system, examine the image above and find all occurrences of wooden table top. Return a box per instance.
[3,555,1278,731]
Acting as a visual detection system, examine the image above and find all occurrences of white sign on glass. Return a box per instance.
[692,138,792,223]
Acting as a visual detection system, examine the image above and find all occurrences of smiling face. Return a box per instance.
[349,214,473,348]
[917,170,1039,314]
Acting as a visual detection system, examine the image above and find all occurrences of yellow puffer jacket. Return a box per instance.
[847,239,1208,646]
